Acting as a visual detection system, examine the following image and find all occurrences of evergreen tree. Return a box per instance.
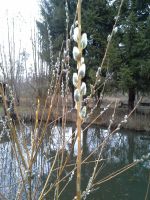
[81,0,114,94]
[37,0,114,91]
[109,0,150,110]
[37,0,67,65]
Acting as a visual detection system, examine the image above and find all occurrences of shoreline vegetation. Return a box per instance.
[14,95,150,132]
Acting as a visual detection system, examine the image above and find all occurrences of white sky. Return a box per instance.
[0,0,40,72]
[0,0,39,16]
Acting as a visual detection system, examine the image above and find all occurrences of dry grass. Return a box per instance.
[16,95,150,132]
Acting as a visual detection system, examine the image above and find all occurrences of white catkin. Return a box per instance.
[80,82,87,95]
[73,73,78,88]
[81,57,85,64]
[78,63,86,78]
[73,27,79,42]
[74,89,80,102]
[81,33,88,49]
[73,46,80,61]
[80,106,87,118]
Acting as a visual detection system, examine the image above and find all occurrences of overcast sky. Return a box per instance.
[0,0,40,60]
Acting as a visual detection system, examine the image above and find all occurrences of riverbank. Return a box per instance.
[15,95,150,132]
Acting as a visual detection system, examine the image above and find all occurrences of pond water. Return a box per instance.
[0,124,150,200]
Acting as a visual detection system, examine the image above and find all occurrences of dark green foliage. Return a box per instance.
[109,0,150,109]
[37,0,77,62]
[37,0,66,64]
[37,0,114,90]
[37,0,150,109]
[81,0,114,90]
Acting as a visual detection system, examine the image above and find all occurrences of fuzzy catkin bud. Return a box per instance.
[80,106,87,118]
[75,20,78,26]
[113,27,118,34]
[73,73,78,88]
[81,57,84,64]
[80,82,86,95]
[74,89,80,102]
[81,33,87,49]
[107,34,111,42]
[73,47,80,61]
[73,27,79,42]
[78,63,86,78]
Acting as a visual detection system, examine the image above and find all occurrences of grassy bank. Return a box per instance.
[14,96,150,132]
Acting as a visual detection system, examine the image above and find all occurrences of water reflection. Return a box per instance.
[0,124,150,199]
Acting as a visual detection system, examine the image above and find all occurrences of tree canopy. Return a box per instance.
[109,0,150,109]
[37,0,150,109]
[37,0,114,87]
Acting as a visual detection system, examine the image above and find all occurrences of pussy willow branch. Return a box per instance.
[13,100,30,162]
[0,85,27,170]
[0,85,29,199]
[76,1,82,199]
[94,0,125,88]
[38,150,59,200]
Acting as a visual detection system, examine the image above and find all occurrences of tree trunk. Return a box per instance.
[128,132,134,163]
[128,87,135,111]
[127,88,135,163]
